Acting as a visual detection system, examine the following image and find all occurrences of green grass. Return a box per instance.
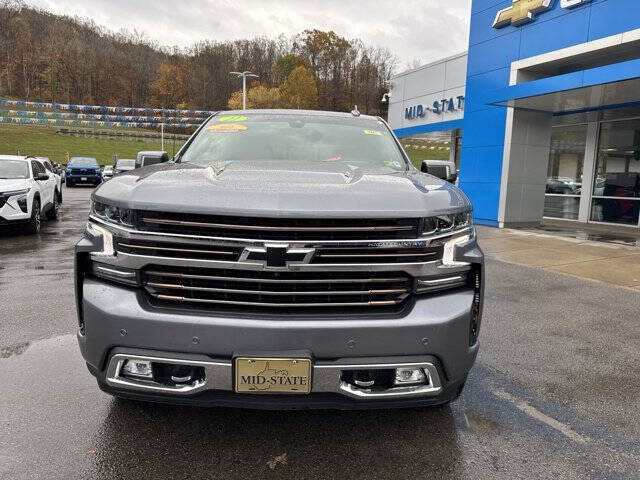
[0,124,185,166]
[401,138,451,169]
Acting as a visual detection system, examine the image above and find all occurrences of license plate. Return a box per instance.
[235,357,311,394]
[81,177,87,181]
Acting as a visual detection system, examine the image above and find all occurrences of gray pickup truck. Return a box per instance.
[75,110,484,409]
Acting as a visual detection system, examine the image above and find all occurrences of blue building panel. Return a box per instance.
[393,119,464,139]
[461,0,640,224]
[588,0,640,41]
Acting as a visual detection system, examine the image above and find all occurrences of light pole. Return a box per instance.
[230,71,259,110]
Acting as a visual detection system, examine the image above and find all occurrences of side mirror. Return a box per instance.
[425,164,449,181]
[35,172,50,181]
[421,161,458,183]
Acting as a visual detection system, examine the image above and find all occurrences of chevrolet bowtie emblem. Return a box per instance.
[239,244,315,270]
[493,0,553,28]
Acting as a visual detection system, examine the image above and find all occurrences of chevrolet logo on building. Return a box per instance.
[493,0,553,28]
[493,0,590,29]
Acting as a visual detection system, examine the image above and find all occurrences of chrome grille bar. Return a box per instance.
[152,293,401,308]
[118,243,236,256]
[143,218,415,232]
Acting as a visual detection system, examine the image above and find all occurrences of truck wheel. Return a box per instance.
[25,198,41,234]
[46,192,60,220]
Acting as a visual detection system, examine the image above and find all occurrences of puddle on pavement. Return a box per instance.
[520,225,640,248]
[463,410,501,433]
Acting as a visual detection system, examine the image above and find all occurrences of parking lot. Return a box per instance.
[1,185,639,480]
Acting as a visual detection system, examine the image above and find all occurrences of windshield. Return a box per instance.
[179,113,408,172]
[69,157,98,166]
[0,160,29,179]
[116,159,135,168]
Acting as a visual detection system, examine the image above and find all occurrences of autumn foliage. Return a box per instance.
[0,1,396,115]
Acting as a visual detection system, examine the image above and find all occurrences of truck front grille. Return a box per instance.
[144,267,412,311]
[137,212,421,241]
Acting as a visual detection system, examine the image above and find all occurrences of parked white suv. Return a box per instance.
[37,157,63,199]
[0,155,60,234]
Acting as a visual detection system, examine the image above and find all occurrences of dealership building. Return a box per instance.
[389,0,640,229]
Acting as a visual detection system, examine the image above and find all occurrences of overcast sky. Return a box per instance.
[27,0,471,71]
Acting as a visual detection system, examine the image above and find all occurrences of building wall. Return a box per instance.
[388,53,467,137]
[461,0,640,225]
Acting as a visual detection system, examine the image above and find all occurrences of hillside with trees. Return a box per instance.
[0,1,396,115]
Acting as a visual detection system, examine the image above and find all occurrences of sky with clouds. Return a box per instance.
[27,0,471,71]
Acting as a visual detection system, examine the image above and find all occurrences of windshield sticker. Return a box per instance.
[217,115,248,123]
[363,129,382,136]
[207,123,248,133]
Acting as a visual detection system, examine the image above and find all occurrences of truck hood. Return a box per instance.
[94,161,470,218]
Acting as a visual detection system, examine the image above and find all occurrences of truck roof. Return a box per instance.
[217,109,380,121]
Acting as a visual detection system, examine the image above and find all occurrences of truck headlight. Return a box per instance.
[91,200,134,227]
[422,210,472,236]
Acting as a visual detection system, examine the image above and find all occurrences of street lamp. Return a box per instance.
[381,92,391,103]
[230,71,259,110]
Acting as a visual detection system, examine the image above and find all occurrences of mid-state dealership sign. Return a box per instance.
[405,96,465,120]
[493,0,591,28]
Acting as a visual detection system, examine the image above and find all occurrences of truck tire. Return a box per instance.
[24,198,41,234]
[46,191,60,220]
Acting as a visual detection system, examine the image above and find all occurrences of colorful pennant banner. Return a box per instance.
[0,98,215,117]
[0,116,201,129]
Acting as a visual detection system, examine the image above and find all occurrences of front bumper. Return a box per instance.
[0,198,30,222]
[67,173,102,183]
[77,277,479,408]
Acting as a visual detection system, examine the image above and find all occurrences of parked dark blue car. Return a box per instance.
[66,157,102,187]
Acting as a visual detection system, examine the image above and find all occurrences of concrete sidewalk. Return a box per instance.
[477,226,640,290]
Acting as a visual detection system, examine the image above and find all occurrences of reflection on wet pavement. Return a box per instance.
[2,186,640,479]
[520,219,640,247]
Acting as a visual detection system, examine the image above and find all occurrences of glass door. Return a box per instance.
[591,119,640,226]
[544,124,588,220]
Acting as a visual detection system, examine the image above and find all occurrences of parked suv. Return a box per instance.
[66,157,102,187]
[37,157,63,203]
[0,155,60,233]
[75,110,484,409]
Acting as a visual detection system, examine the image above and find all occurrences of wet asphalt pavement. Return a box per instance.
[1,186,639,480]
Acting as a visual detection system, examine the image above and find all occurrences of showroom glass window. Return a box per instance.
[591,119,640,226]
[544,124,588,220]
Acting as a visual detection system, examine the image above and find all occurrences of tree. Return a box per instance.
[150,62,187,108]
[280,66,317,109]
[271,53,308,85]
[227,82,282,110]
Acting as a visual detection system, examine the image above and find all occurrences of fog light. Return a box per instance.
[170,365,195,383]
[394,368,427,386]
[121,359,153,379]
